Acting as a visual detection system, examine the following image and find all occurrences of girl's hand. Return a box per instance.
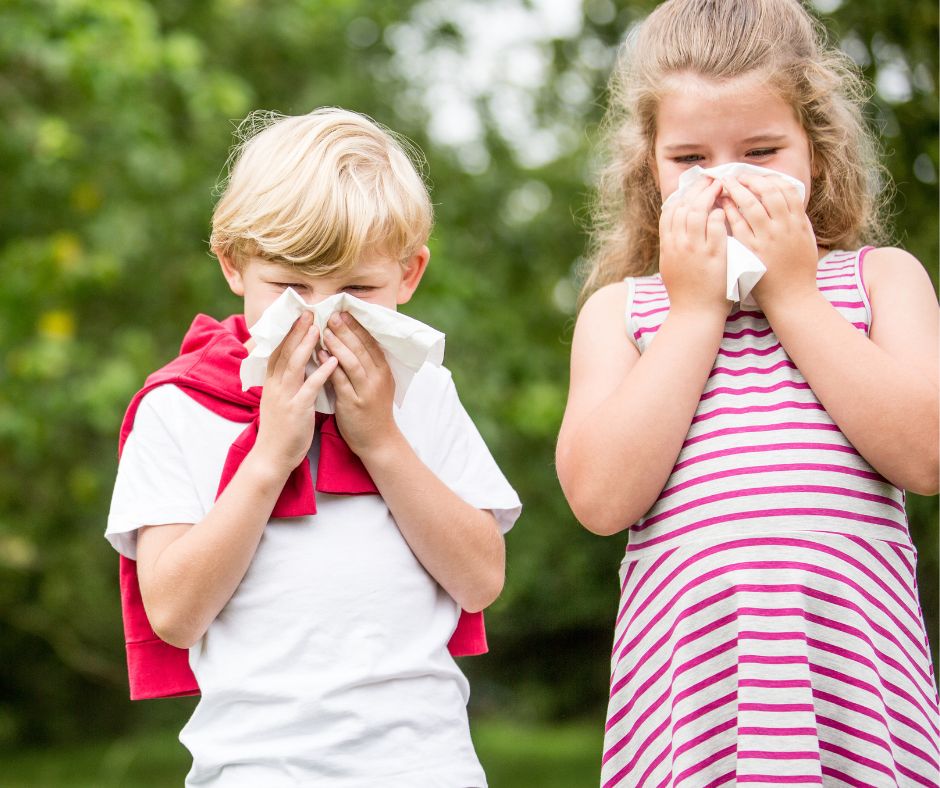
[659,176,730,317]
[319,312,397,458]
[720,172,818,308]
[255,311,338,476]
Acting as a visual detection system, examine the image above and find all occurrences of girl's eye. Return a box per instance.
[673,154,704,164]
[746,148,778,158]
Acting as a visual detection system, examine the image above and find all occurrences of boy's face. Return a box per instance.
[219,247,430,328]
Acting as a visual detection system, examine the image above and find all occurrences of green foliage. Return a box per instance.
[0,0,936,751]
[2,718,604,787]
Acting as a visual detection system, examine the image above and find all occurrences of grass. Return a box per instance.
[3,717,603,787]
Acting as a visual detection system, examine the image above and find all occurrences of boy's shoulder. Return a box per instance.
[399,362,457,414]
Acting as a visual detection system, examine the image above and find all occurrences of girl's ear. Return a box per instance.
[396,245,431,305]
[217,251,245,296]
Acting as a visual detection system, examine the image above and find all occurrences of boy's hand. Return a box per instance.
[319,312,397,458]
[720,172,818,308]
[255,311,338,476]
[659,175,730,318]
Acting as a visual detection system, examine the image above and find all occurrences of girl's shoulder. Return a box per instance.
[860,246,936,304]
[577,280,633,336]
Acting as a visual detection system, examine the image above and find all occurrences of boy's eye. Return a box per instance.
[275,282,307,290]
[344,285,375,293]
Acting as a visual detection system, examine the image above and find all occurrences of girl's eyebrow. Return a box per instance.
[662,133,790,154]
[661,143,703,153]
[740,133,789,144]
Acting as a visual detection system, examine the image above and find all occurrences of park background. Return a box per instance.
[0,0,937,785]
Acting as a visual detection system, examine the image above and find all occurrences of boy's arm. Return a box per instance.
[321,313,505,612]
[136,314,338,649]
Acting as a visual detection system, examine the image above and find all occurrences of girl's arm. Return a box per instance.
[556,177,730,535]
[723,173,939,493]
[556,286,726,534]
[321,313,505,613]
[136,313,338,649]
[760,248,938,493]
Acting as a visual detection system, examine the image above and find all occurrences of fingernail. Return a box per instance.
[329,313,341,327]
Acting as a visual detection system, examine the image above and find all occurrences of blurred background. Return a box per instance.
[0,0,936,785]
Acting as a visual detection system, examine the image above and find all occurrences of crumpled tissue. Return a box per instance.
[240,287,445,413]
[664,162,806,308]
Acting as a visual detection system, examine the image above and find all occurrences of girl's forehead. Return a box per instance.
[655,73,799,139]
[660,71,777,104]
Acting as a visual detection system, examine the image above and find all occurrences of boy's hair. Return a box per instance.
[582,0,889,301]
[211,107,433,274]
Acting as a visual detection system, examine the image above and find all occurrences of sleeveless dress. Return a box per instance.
[601,249,940,787]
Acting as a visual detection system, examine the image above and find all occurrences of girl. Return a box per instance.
[556,1,939,785]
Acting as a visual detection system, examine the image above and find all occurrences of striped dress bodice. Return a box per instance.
[624,247,908,557]
[601,248,939,788]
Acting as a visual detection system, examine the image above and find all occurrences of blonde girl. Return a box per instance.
[556,0,939,785]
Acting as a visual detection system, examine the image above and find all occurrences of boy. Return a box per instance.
[106,108,521,787]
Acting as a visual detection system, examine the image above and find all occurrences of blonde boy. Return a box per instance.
[107,108,521,787]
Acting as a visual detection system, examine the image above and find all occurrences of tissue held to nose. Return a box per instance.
[665,162,807,307]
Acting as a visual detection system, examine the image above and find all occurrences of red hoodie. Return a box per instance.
[117,313,486,700]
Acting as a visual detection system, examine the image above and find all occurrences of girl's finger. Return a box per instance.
[737,172,788,218]
[660,199,677,238]
[721,176,769,226]
[705,208,727,254]
[686,198,709,242]
[672,204,690,238]
[722,197,753,241]
[689,177,722,212]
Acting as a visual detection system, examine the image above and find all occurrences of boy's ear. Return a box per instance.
[396,245,430,305]
[217,251,245,296]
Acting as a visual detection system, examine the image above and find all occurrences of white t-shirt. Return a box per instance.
[107,364,521,788]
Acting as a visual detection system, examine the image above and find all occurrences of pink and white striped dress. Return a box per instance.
[602,248,940,787]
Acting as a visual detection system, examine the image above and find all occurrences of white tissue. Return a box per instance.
[240,288,445,413]
[665,162,806,308]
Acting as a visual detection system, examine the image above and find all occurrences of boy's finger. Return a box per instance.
[283,324,319,384]
[270,312,313,377]
[322,328,368,393]
[340,313,384,367]
[327,313,375,370]
[299,353,337,400]
[322,351,356,401]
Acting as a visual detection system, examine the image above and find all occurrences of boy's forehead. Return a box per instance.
[252,254,399,280]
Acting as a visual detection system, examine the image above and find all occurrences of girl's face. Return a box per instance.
[652,73,814,206]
